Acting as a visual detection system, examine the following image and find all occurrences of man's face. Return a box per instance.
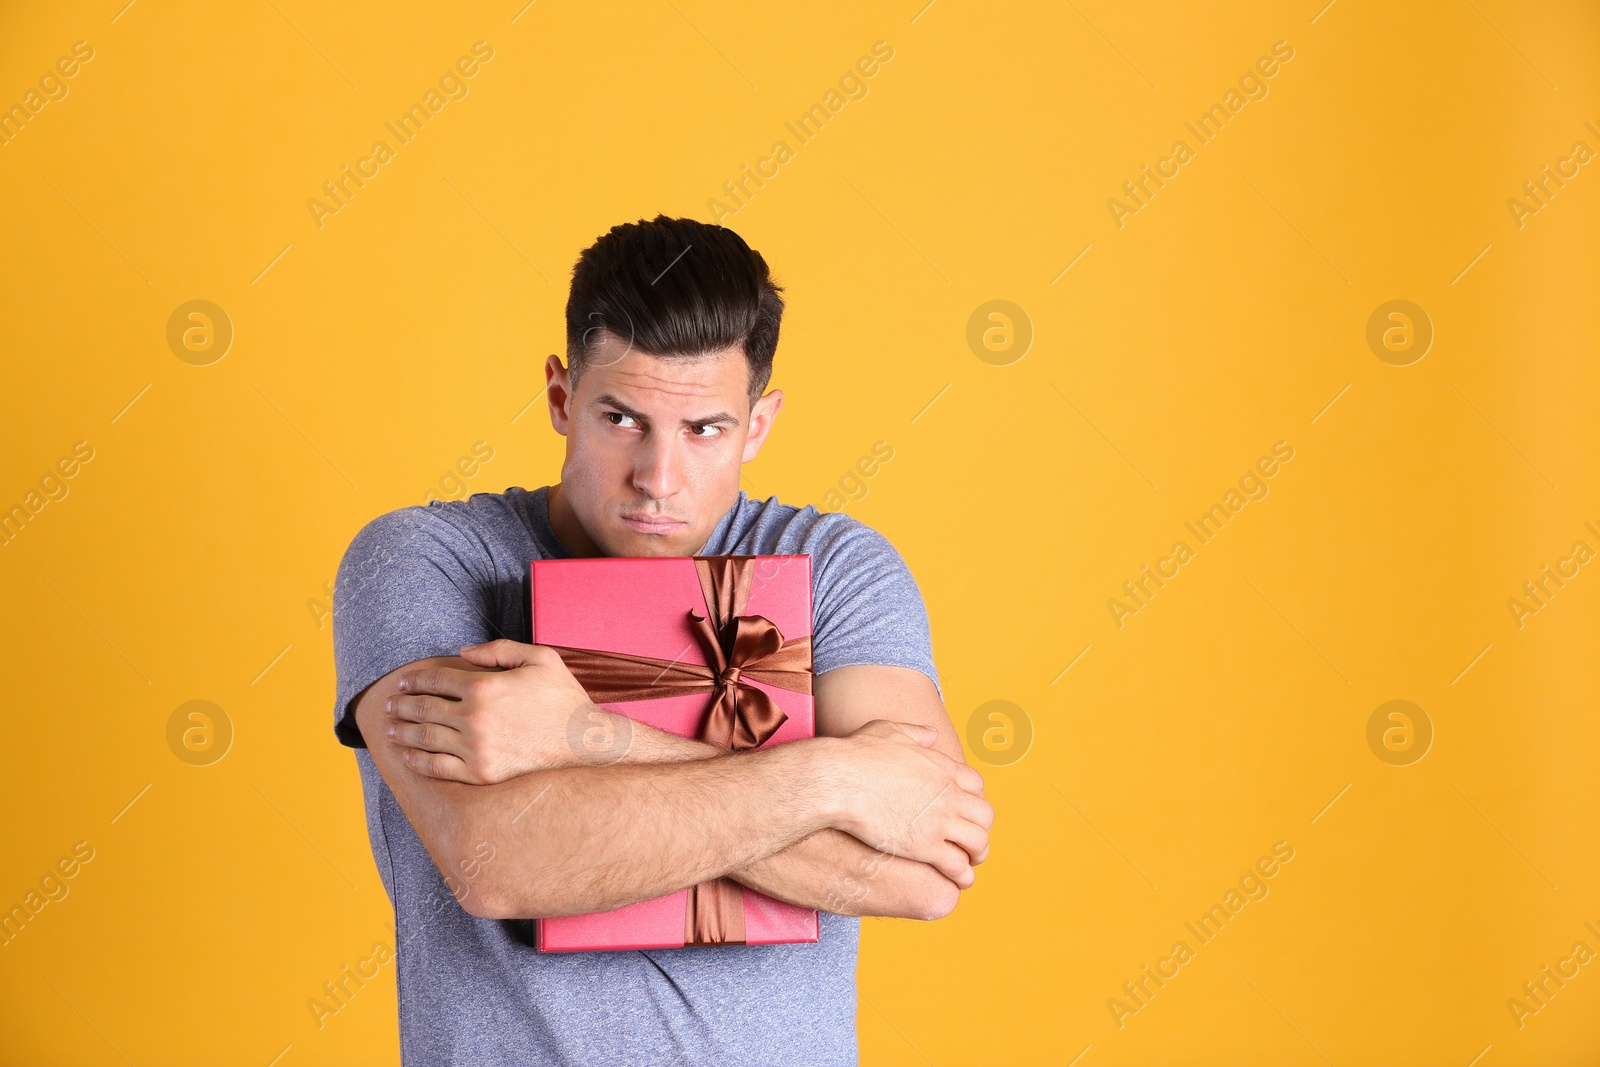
[545,331,783,557]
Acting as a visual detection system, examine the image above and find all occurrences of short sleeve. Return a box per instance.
[807,516,941,697]
[331,506,502,747]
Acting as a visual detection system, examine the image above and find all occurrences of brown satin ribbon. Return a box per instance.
[543,556,812,946]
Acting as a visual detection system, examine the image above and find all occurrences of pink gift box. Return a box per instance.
[530,554,819,952]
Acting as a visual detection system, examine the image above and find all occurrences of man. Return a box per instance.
[332,214,992,1065]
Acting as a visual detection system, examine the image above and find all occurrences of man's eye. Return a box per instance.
[689,424,723,439]
[605,412,638,429]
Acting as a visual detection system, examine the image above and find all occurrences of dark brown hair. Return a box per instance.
[565,215,785,403]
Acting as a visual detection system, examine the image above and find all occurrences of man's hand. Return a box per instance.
[386,639,596,784]
[829,720,992,888]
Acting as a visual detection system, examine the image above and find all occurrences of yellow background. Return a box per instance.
[2,0,1597,1063]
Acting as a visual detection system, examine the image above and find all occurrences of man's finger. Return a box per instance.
[400,746,473,783]
[389,720,466,759]
[957,792,995,832]
[396,665,479,699]
[927,843,975,888]
[945,818,989,867]
[868,720,929,745]
[459,639,547,670]
[388,694,458,726]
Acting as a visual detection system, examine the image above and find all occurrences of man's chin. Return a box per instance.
[603,525,702,558]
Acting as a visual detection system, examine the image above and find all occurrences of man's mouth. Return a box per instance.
[619,512,687,534]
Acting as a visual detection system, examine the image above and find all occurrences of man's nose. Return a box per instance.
[632,434,685,500]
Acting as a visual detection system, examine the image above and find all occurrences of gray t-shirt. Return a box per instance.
[331,485,940,1066]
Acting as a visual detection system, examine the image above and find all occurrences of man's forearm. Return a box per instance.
[564,712,960,919]
[734,828,960,919]
[423,737,844,920]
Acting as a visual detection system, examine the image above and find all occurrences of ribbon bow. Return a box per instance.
[685,606,805,751]
[543,556,812,945]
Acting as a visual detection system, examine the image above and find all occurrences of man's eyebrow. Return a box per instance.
[593,393,741,427]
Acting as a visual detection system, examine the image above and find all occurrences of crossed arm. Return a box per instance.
[352,640,992,922]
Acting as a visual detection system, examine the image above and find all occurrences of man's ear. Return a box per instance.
[741,388,784,462]
[546,355,573,435]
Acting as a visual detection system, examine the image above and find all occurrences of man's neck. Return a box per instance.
[546,483,604,558]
